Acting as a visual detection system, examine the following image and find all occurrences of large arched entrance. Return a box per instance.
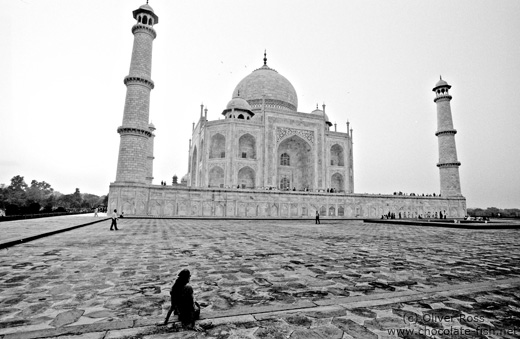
[277,135,314,191]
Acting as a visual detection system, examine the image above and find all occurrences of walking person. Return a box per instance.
[315,210,320,224]
[94,207,98,217]
[164,269,202,331]
[110,209,119,231]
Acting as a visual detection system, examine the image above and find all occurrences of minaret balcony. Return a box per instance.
[124,76,155,90]
[117,126,152,138]
[436,161,461,168]
[435,129,457,136]
[433,94,452,103]
[131,24,157,39]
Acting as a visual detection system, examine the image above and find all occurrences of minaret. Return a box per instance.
[433,77,462,196]
[115,3,159,183]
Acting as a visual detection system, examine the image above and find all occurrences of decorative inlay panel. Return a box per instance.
[276,127,314,145]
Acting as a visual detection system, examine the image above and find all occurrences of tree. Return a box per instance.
[9,175,28,191]
[26,180,54,207]
[2,175,29,215]
[82,193,103,209]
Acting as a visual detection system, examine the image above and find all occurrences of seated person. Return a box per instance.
[164,269,201,330]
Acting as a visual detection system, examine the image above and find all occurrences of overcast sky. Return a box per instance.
[1,0,519,209]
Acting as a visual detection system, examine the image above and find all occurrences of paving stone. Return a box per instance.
[84,311,115,319]
[46,332,106,339]
[281,314,312,327]
[104,325,156,338]
[349,308,377,318]
[331,317,377,339]
[363,316,404,331]
[303,306,346,319]
[49,310,85,328]
[289,325,343,338]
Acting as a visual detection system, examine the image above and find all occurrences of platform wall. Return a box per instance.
[108,183,466,218]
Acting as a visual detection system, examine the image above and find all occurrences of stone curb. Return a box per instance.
[0,218,110,250]
[364,219,520,229]
[2,277,519,339]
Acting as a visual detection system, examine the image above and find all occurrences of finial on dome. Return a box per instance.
[146,0,149,4]
[263,50,267,66]
[440,75,442,80]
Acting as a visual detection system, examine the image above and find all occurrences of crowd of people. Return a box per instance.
[392,191,441,197]
[382,210,448,219]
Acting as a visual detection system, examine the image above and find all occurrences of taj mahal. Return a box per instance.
[108,3,466,218]
[187,51,353,194]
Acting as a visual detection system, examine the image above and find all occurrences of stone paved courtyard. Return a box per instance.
[1,218,520,338]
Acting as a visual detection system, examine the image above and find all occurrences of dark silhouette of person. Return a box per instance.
[315,211,320,224]
[164,269,201,330]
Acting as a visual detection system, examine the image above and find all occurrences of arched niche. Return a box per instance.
[237,166,255,189]
[209,166,224,188]
[210,133,226,158]
[331,173,344,192]
[330,144,344,166]
[238,133,256,159]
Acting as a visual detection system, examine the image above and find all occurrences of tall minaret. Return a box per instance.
[115,3,158,183]
[433,77,462,197]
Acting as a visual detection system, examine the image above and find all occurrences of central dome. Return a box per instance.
[232,62,298,112]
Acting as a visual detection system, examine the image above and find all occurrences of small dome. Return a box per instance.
[226,98,252,111]
[139,4,154,12]
[436,79,448,87]
[222,97,254,116]
[181,174,188,183]
[311,107,332,126]
[148,122,156,131]
[432,76,451,91]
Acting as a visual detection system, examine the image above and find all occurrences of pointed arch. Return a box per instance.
[330,144,344,166]
[331,173,344,192]
[209,166,224,188]
[238,133,256,159]
[277,135,314,191]
[237,166,255,189]
[210,133,226,158]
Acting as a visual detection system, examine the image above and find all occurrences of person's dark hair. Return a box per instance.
[172,269,191,292]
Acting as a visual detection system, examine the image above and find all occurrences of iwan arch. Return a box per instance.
[108,4,466,218]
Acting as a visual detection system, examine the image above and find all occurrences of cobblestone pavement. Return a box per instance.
[0,219,519,338]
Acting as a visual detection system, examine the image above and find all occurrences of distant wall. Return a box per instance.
[108,182,466,218]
